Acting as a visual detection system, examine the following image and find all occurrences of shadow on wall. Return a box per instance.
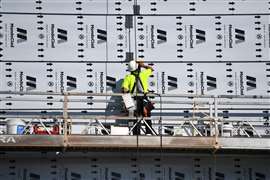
[105,79,124,116]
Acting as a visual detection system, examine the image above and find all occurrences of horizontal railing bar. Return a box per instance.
[1,107,269,111]
[1,98,269,106]
[1,91,269,99]
[0,115,268,122]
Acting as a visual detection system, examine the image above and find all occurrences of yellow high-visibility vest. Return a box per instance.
[122,69,152,93]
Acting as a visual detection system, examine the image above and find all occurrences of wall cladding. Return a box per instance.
[0,152,270,180]
[0,14,269,62]
[1,62,269,96]
[0,0,269,14]
[0,62,269,111]
[0,1,269,116]
[135,15,269,62]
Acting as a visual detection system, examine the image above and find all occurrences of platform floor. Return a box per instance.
[0,135,270,152]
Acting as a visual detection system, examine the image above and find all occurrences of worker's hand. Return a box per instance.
[136,59,154,71]
[136,59,144,67]
[147,65,154,71]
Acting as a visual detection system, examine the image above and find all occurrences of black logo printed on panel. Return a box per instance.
[97,29,107,44]
[229,25,245,48]
[66,76,77,91]
[189,25,206,48]
[57,28,68,44]
[111,172,121,180]
[71,172,81,180]
[106,76,116,89]
[51,25,67,48]
[168,76,178,91]
[196,29,206,44]
[235,29,245,44]
[174,171,185,180]
[216,172,225,180]
[26,76,37,91]
[17,28,27,43]
[246,75,256,91]
[157,29,167,44]
[207,76,217,91]
[10,24,27,47]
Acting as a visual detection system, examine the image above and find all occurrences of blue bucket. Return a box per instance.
[17,125,25,135]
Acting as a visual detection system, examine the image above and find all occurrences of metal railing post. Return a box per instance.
[209,103,213,136]
[214,96,219,150]
[63,93,69,148]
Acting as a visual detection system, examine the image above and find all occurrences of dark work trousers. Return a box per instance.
[132,96,153,135]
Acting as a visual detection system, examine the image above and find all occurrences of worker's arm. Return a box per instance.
[137,61,154,71]
[121,75,131,93]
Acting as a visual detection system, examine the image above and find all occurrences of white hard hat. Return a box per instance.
[128,60,137,72]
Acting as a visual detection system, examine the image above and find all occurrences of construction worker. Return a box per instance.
[122,60,154,135]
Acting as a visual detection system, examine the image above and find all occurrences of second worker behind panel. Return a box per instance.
[121,59,155,135]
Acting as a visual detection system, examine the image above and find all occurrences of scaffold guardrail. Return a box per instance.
[0,91,269,150]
